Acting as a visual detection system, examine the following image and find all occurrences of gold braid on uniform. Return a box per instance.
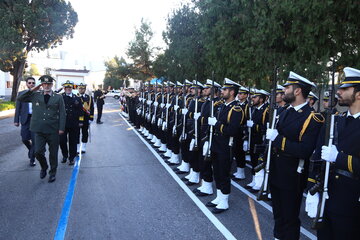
[299,112,325,141]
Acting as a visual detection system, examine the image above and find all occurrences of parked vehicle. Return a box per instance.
[106,90,121,99]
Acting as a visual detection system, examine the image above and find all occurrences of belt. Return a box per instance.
[334,169,359,180]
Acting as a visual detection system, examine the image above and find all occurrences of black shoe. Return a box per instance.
[48,175,56,183]
[181,176,189,181]
[29,161,36,167]
[61,157,67,163]
[40,170,47,179]
[69,159,75,165]
[244,185,254,190]
[212,208,228,214]
[81,150,86,154]
[205,201,217,207]
[196,191,212,197]
[186,181,198,186]
[96,121,103,124]
[175,170,188,174]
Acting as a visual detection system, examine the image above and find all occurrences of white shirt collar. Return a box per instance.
[290,101,308,111]
[257,103,265,110]
[225,99,236,106]
[66,93,73,97]
[347,110,360,119]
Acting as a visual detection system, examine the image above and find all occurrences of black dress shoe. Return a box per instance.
[40,170,47,179]
[192,188,200,193]
[29,161,36,167]
[61,157,67,163]
[196,191,212,197]
[175,170,188,174]
[212,208,228,214]
[96,121,103,124]
[48,175,56,183]
[186,181,198,186]
[205,201,217,207]
[181,176,189,181]
[69,159,75,165]
[244,185,254,189]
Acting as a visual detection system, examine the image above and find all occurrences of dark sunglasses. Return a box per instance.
[27,82,35,84]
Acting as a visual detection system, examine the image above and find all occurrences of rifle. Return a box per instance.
[147,81,152,123]
[173,81,179,136]
[141,82,145,118]
[193,74,199,151]
[181,79,187,141]
[165,80,170,131]
[204,72,215,160]
[152,80,158,125]
[247,86,252,152]
[310,58,336,229]
[257,66,279,201]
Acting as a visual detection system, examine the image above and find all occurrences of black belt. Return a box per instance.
[334,169,359,180]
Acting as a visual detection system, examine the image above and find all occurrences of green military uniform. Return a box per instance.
[17,75,66,180]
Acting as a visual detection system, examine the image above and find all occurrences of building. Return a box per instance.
[50,69,90,89]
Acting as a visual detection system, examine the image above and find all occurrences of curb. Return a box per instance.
[0,109,15,118]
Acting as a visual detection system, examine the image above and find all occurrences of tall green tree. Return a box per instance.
[0,0,78,101]
[126,18,155,81]
[103,56,131,89]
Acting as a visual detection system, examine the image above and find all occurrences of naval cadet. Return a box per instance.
[307,91,319,111]
[77,83,94,154]
[266,71,324,240]
[60,80,84,165]
[207,78,245,213]
[306,67,360,240]
[17,75,66,183]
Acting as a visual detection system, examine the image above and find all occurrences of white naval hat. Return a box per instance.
[222,78,241,89]
[308,91,319,100]
[276,84,285,93]
[175,81,183,87]
[184,79,193,86]
[204,79,221,88]
[339,67,360,89]
[284,71,316,88]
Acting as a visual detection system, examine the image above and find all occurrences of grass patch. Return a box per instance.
[0,101,16,111]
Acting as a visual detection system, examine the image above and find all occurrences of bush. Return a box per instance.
[0,101,16,111]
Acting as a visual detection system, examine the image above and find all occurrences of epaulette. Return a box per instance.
[232,105,243,112]
[214,100,223,107]
[198,98,206,103]
[227,105,245,124]
[312,112,325,123]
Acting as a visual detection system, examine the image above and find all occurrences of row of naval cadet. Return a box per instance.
[124,67,359,240]
[14,75,103,183]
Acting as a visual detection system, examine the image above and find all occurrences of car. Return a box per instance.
[106,90,121,99]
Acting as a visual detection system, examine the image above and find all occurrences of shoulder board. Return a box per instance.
[198,98,206,102]
[312,112,325,123]
[232,105,243,112]
[214,100,223,107]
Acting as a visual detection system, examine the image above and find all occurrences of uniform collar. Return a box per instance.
[290,101,308,111]
[347,110,360,119]
[225,99,236,106]
[257,103,265,110]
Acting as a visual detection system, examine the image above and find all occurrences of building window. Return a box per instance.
[6,81,12,88]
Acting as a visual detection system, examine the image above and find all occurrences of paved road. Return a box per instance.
[0,98,317,239]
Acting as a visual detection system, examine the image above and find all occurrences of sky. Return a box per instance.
[54,0,190,70]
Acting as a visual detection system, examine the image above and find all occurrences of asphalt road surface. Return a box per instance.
[0,98,318,239]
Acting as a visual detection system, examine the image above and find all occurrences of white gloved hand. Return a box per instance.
[321,145,338,163]
[202,141,210,156]
[172,125,177,135]
[151,116,156,124]
[247,120,254,127]
[174,105,179,111]
[146,114,151,121]
[305,192,319,218]
[182,108,188,115]
[166,103,171,109]
[194,112,201,120]
[162,121,167,131]
[153,102,159,107]
[146,100,152,105]
[141,98,146,103]
[266,128,279,141]
[160,103,165,108]
[208,117,217,126]
[157,118,163,127]
[243,140,248,152]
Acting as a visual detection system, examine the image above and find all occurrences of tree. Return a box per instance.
[126,18,155,81]
[103,56,131,89]
[0,0,78,101]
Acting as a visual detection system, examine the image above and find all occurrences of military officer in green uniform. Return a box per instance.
[17,75,66,183]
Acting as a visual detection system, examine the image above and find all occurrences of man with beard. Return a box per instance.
[17,75,66,182]
[276,85,287,114]
[306,67,360,240]
[265,71,324,239]
[207,78,245,213]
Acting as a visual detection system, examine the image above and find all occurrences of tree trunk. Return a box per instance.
[10,60,26,102]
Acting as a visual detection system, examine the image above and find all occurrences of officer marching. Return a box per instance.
[77,83,94,154]
[60,80,84,165]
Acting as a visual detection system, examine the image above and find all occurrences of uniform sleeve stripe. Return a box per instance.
[281,137,286,151]
[307,178,316,183]
[220,124,224,134]
[348,155,353,173]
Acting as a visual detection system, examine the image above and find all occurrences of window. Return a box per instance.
[6,81,12,88]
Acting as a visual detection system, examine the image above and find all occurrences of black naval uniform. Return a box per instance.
[94,89,105,123]
[60,93,84,163]
[211,100,245,195]
[78,93,94,144]
[309,113,360,240]
[270,103,324,239]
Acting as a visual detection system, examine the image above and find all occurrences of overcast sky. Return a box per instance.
[57,0,189,66]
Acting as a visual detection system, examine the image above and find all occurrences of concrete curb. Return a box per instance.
[0,109,15,118]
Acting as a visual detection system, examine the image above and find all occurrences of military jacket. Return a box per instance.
[250,103,269,144]
[17,90,66,134]
[78,93,94,124]
[62,93,84,128]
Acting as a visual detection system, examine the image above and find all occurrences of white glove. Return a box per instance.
[153,102,158,107]
[172,125,177,135]
[202,141,210,157]
[182,108,188,115]
[141,98,146,103]
[146,100,152,105]
[146,114,151,121]
[246,120,254,127]
[194,112,201,120]
[305,192,319,218]
[160,103,165,108]
[139,97,143,102]
[162,121,167,131]
[151,116,156,124]
[243,140,248,152]
[266,128,279,141]
[166,103,171,109]
[208,117,217,126]
[174,105,179,111]
[157,118,163,127]
[189,138,195,151]
[321,145,338,163]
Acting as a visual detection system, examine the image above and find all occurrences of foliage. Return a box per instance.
[0,101,16,111]
[103,56,131,89]
[0,0,78,101]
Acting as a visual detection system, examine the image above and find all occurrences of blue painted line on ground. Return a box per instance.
[54,155,82,240]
